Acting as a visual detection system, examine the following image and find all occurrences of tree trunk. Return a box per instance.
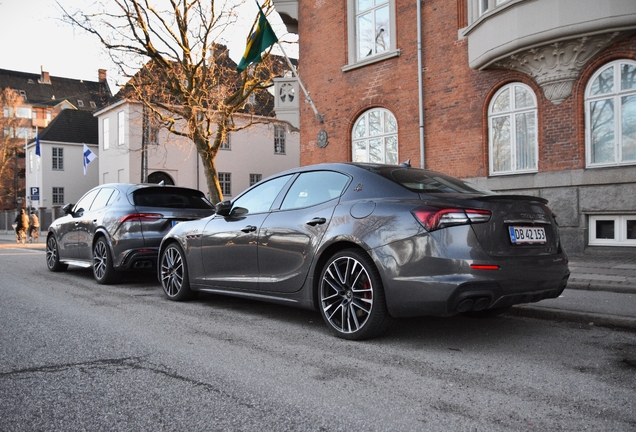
[194,135,223,204]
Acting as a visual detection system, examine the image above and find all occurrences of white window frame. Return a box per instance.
[274,126,286,154]
[103,118,110,150]
[589,215,636,246]
[219,172,231,197]
[344,0,398,71]
[488,83,538,176]
[52,147,64,171]
[352,108,399,164]
[52,187,65,205]
[249,173,262,186]
[220,133,231,150]
[585,59,636,168]
[117,111,125,146]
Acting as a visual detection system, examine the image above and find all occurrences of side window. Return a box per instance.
[73,189,100,215]
[232,174,293,215]
[585,59,636,167]
[352,108,398,164]
[89,188,115,211]
[280,171,349,210]
[488,83,538,175]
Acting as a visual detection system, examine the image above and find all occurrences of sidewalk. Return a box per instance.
[510,247,636,332]
[1,231,635,331]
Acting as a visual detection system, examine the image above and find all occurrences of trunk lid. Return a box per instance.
[468,195,561,257]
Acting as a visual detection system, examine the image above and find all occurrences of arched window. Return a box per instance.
[352,108,398,164]
[488,83,538,175]
[585,59,636,167]
[147,171,175,185]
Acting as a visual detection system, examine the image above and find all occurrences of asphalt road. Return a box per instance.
[1,246,635,431]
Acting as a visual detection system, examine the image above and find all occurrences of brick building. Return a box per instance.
[272,0,636,253]
[0,67,110,210]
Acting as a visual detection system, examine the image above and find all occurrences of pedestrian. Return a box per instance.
[14,209,28,244]
[28,211,40,243]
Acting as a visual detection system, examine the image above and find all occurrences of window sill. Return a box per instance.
[342,50,401,73]
[488,169,538,177]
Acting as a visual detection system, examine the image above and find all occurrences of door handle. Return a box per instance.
[306,217,327,226]
[241,225,257,233]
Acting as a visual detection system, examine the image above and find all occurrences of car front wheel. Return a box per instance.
[93,237,119,284]
[46,235,68,272]
[319,249,392,340]
[160,243,194,301]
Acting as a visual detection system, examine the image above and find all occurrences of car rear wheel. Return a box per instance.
[319,249,392,340]
[160,243,194,301]
[46,235,68,272]
[93,237,119,284]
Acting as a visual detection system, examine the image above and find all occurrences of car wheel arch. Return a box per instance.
[92,231,113,253]
[311,241,376,310]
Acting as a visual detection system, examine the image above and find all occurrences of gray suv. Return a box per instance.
[46,183,215,284]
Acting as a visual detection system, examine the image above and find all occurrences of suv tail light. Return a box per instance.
[119,213,163,223]
[412,206,491,231]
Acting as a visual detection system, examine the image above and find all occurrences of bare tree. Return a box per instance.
[60,0,282,203]
[0,88,26,210]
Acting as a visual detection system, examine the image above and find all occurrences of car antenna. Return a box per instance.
[158,180,165,186]
[399,158,411,168]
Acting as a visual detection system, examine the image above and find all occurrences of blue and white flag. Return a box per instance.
[83,144,97,175]
[35,134,41,157]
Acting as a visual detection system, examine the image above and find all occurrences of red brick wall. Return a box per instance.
[297,0,636,179]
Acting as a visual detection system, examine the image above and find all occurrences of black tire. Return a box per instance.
[160,243,195,301]
[46,235,68,272]
[461,306,511,319]
[319,248,392,340]
[93,237,120,285]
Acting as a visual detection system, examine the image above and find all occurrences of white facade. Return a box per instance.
[95,100,300,199]
[25,140,99,210]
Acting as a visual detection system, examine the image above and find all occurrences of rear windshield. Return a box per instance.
[133,188,214,209]
[383,168,495,195]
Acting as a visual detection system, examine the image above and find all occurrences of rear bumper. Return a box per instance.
[117,248,159,270]
[371,236,570,318]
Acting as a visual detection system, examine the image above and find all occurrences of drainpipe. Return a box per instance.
[417,0,425,168]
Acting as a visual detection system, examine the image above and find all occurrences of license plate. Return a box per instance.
[509,226,546,244]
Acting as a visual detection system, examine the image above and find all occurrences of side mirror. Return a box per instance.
[215,200,232,217]
[62,203,74,215]
[230,206,248,216]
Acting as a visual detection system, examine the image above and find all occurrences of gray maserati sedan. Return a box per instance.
[46,183,215,284]
[158,162,570,340]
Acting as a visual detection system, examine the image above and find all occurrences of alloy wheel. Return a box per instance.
[161,245,184,297]
[93,240,108,281]
[321,255,374,335]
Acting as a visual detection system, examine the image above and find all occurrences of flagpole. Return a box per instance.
[24,133,28,210]
[36,126,40,213]
[275,41,324,123]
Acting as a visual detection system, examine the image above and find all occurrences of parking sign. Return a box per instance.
[30,187,39,201]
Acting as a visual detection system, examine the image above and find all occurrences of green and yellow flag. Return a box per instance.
[237,3,279,72]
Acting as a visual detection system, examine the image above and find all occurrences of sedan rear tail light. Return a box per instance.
[412,206,491,231]
[119,213,163,223]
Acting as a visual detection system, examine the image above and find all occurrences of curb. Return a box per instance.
[566,281,636,295]
[507,304,636,333]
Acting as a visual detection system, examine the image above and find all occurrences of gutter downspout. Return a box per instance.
[417,0,426,168]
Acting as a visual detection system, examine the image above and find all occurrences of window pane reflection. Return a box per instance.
[590,99,615,164]
[596,220,615,239]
